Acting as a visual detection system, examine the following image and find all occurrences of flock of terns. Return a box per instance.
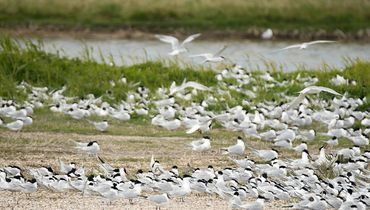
[154,32,337,62]
[0,33,369,210]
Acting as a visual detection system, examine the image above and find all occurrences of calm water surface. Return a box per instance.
[31,38,370,71]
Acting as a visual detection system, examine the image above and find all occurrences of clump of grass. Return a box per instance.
[315,162,338,179]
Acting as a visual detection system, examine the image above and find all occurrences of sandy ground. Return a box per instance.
[0,131,295,209]
[0,190,292,210]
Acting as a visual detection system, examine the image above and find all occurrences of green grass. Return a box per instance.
[0,37,369,153]
[0,37,369,107]
[0,0,369,33]
[0,38,217,102]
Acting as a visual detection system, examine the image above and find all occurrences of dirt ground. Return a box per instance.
[0,131,294,209]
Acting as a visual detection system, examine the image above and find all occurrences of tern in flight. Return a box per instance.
[155,33,201,56]
[276,40,336,51]
[190,45,227,63]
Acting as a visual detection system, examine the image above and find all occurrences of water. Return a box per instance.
[34,37,370,71]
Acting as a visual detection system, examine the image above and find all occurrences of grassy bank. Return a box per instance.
[0,37,369,106]
[0,37,369,171]
[0,0,370,35]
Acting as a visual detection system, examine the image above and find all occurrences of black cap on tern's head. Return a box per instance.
[234,192,239,196]
[262,173,268,179]
[46,166,54,173]
[129,179,136,183]
[134,180,142,185]
[137,169,143,174]
[203,136,211,140]
[198,179,206,183]
[87,141,97,146]
[217,171,223,175]
[172,165,178,169]
[87,175,95,181]
[9,165,21,170]
[271,148,279,153]
[258,195,266,200]
[208,165,213,169]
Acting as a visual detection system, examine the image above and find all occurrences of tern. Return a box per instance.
[155,33,201,56]
[169,80,211,95]
[252,148,279,161]
[325,137,339,146]
[169,175,191,201]
[146,193,171,210]
[288,86,341,109]
[59,160,76,175]
[20,179,38,194]
[276,40,336,51]
[4,165,22,176]
[261,28,273,40]
[4,119,24,132]
[222,136,245,156]
[189,136,211,152]
[230,192,266,210]
[75,141,100,155]
[67,108,87,120]
[87,120,108,132]
[190,45,227,63]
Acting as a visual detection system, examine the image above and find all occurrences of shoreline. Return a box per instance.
[1,26,370,41]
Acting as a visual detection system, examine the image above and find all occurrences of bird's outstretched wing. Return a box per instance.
[155,35,179,50]
[300,86,341,95]
[287,93,307,110]
[275,44,302,52]
[186,123,201,134]
[182,81,211,91]
[170,81,211,95]
[189,53,212,58]
[306,40,336,46]
[289,86,341,109]
[215,45,227,56]
[181,33,201,46]
[314,86,341,95]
